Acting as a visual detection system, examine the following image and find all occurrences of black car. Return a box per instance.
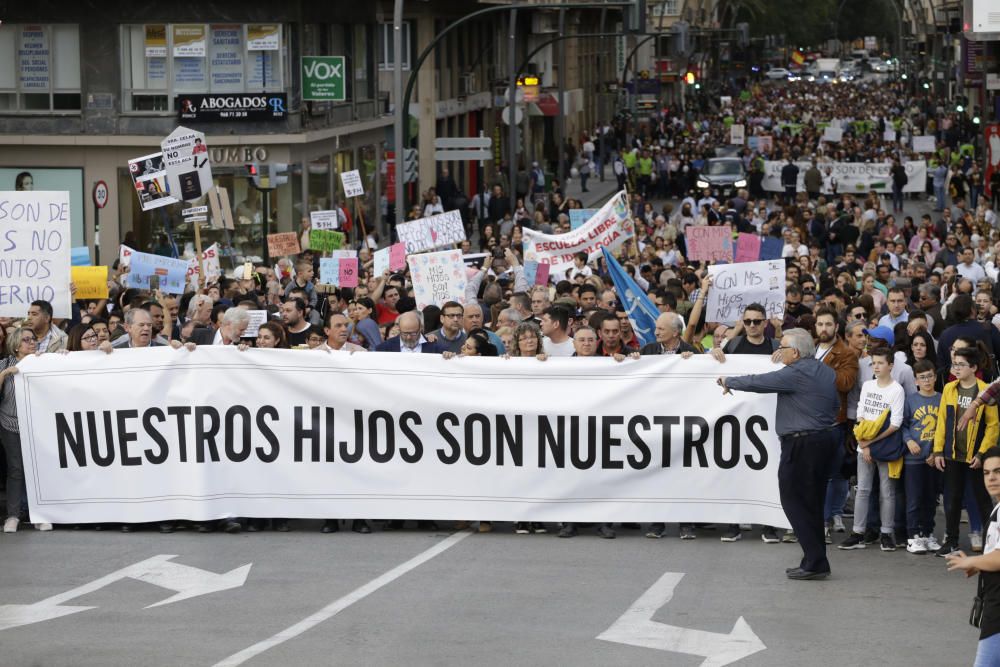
[695,157,747,199]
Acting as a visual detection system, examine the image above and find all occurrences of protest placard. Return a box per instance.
[310,210,340,230]
[912,135,936,153]
[734,233,761,263]
[759,236,784,261]
[310,229,345,253]
[71,247,91,266]
[389,242,406,270]
[340,170,364,198]
[127,152,177,211]
[186,243,221,288]
[71,266,109,299]
[0,191,72,318]
[119,245,134,268]
[338,257,359,288]
[761,160,927,193]
[685,225,733,262]
[125,250,188,294]
[706,259,785,324]
[243,310,269,338]
[534,262,550,286]
[396,210,466,254]
[822,126,843,143]
[319,258,340,285]
[407,249,467,310]
[373,247,390,276]
[267,232,301,257]
[730,124,745,145]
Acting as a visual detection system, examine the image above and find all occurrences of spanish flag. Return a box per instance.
[791,51,805,66]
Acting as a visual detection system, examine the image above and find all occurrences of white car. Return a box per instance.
[765,67,791,80]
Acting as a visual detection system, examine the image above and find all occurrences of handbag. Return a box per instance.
[971,574,985,628]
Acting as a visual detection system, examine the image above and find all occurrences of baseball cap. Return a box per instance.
[862,326,894,347]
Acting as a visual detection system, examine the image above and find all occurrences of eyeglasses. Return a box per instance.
[81,333,98,342]
[776,346,793,352]
[952,362,970,369]
[743,318,764,326]
[851,312,866,319]
[400,330,421,337]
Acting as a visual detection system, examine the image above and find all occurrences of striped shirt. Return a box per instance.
[0,356,19,432]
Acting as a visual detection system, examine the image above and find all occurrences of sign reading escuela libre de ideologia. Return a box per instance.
[301,56,346,102]
[176,93,287,121]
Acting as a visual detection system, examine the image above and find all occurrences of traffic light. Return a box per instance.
[245,163,262,188]
[245,163,287,190]
[626,0,646,33]
[270,163,289,187]
[684,71,696,85]
[517,75,540,87]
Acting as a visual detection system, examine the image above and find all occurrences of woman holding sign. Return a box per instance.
[0,327,51,533]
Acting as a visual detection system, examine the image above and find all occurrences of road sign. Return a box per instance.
[501,106,524,125]
[92,180,109,209]
[302,56,346,102]
[434,150,492,161]
[433,136,493,162]
[161,127,213,202]
[434,137,492,149]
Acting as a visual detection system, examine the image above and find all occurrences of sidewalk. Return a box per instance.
[561,165,620,209]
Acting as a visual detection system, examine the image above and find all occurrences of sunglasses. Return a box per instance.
[743,318,764,326]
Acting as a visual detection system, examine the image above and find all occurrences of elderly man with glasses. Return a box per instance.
[717,328,841,580]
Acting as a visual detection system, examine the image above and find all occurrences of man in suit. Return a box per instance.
[108,309,187,350]
[376,311,442,353]
[188,308,249,346]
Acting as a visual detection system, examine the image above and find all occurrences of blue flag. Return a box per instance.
[600,247,658,347]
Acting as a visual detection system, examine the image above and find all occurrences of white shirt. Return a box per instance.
[958,261,987,283]
[858,350,917,396]
[543,336,575,357]
[858,378,905,428]
[400,336,427,354]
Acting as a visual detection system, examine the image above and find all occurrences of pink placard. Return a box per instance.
[685,225,733,263]
[535,262,550,285]
[389,242,406,271]
[338,257,359,288]
[734,233,761,263]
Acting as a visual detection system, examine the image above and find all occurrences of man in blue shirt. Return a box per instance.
[718,328,840,580]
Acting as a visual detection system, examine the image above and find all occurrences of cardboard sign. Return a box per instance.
[71,266,109,299]
[161,126,213,202]
[373,247,391,276]
[243,310,269,338]
[0,191,72,318]
[912,135,936,153]
[822,126,843,143]
[310,229,345,253]
[340,170,364,198]
[338,257,359,288]
[407,249,468,310]
[125,250,189,294]
[389,242,406,270]
[734,233,761,264]
[186,243,221,288]
[310,210,340,230]
[267,232,301,257]
[706,259,786,325]
[685,225,733,263]
[207,186,234,230]
[729,124,745,145]
[395,210,466,254]
[127,152,178,211]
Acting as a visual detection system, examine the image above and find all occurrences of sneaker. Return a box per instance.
[880,533,897,552]
[738,523,752,531]
[761,527,780,543]
[557,523,577,538]
[531,522,547,534]
[838,532,867,550]
[721,527,742,542]
[972,532,984,553]
[781,530,798,543]
[906,536,928,554]
[925,534,942,552]
[3,517,19,533]
[833,516,846,533]
[679,526,696,540]
[863,528,880,544]
[824,526,832,544]
[515,522,531,535]
[936,541,959,557]
[35,523,53,532]
[645,525,666,539]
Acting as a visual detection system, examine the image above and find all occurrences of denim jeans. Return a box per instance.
[934,185,945,210]
[854,452,895,534]
[892,184,904,211]
[902,463,937,537]
[824,425,848,522]
[943,459,993,544]
[0,428,25,520]
[975,632,1000,667]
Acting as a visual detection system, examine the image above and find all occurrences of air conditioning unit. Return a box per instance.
[459,73,477,97]
[532,12,558,34]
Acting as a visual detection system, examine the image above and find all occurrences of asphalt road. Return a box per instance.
[0,520,981,666]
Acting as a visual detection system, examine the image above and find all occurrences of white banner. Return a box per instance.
[14,349,787,527]
[0,190,72,318]
[762,160,926,194]
[707,260,785,325]
[396,209,466,254]
[522,190,635,279]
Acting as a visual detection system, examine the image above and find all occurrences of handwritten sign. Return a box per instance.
[685,225,733,263]
[396,210,466,254]
[729,124,745,145]
[118,245,134,269]
[407,249,468,310]
[373,247,390,276]
[759,236,784,261]
[389,242,406,270]
[734,233,761,263]
[0,191,72,318]
[706,259,785,325]
[310,210,340,230]
[125,250,189,294]
[71,266,109,299]
[243,310,269,338]
[267,232,301,258]
[186,243,221,288]
[338,257,359,288]
[912,135,935,153]
[310,229,345,253]
[340,170,364,198]
[822,126,843,143]
[319,258,340,285]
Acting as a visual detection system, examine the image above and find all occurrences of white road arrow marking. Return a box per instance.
[597,571,766,667]
[0,555,252,631]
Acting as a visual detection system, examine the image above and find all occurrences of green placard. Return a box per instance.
[311,229,345,253]
[302,56,346,102]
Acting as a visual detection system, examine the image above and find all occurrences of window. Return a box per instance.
[652,0,681,16]
[0,24,81,112]
[120,23,287,112]
[378,21,411,70]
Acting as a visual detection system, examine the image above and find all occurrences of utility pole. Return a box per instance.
[393,0,405,227]
[507,8,519,213]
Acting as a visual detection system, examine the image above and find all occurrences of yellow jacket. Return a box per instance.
[933,379,999,463]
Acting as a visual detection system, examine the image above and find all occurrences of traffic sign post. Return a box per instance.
[92,180,108,265]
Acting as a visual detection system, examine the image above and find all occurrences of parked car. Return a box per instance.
[765,67,791,80]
